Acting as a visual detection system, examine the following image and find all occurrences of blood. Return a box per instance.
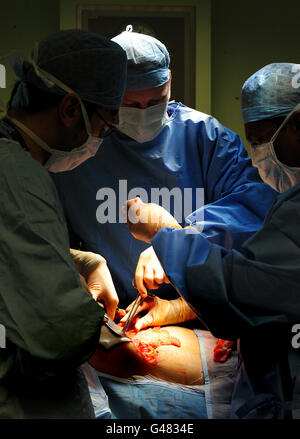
[214,338,235,362]
[124,327,181,365]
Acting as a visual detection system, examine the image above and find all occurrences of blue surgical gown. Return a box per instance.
[53,102,277,307]
[151,183,300,418]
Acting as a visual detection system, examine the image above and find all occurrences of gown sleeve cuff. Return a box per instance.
[151,227,212,301]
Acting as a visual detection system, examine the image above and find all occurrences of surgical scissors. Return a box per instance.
[121,293,143,334]
[122,280,155,333]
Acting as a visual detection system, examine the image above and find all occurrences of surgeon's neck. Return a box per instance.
[7,108,52,164]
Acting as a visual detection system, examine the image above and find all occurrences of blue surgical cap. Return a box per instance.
[11,29,127,111]
[111,25,170,91]
[241,63,300,123]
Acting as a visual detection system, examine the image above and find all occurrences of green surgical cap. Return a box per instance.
[241,63,300,123]
[11,29,127,111]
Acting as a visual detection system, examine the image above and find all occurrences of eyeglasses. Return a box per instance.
[94,110,116,138]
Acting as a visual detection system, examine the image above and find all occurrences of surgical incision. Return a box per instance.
[90,323,204,385]
[125,327,181,364]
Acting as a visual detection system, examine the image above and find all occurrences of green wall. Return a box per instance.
[211,0,300,149]
[59,0,211,113]
[0,0,59,112]
[1,0,299,151]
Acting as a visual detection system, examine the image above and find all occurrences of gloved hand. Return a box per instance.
[87,262,119,320]
[120,295,197,331]
[70,248,106,278]
[70,249,119,320]
[124,197,182,243]
[135,246,170,297]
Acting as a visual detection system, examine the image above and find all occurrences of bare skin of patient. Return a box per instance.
[89,326,205,386]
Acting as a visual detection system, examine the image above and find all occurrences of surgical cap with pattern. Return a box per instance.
[241,63,300,123]
[11,29,127,111]
[112,25,170,91]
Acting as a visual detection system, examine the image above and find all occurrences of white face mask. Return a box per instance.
[116,101,168,143]
[251,102,300,193]
[7,56,103,173]
[8,112,103,174]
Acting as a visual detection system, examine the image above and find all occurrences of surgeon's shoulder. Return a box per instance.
[0,138,60,205]
[169,102,237,136]
[173,104,241,148]
[168,101,210,123]
[273,183,300,209]
[266,183,300,231]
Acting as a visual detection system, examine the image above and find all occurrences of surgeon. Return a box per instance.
[52,26,277,308]
[125,63,300,419]
[0,29,131,419]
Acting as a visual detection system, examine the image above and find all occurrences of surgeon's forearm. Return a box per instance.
[70,248,106,279]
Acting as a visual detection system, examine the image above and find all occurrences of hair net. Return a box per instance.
[241,63,300,123]
[111,25,170,91]
[11,29,127,111]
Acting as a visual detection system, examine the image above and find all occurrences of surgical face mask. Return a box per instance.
[8,114,103,173]
[7,53,103,173]
[116,101,168,143]
[251,102,300,193]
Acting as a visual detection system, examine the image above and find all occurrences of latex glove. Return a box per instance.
[120,296,197,331]
[125,197,182,243]
[70,249,119,320]
[70,248,106,278]
[87,262,119,320]
[79,273,92,297]
[135,246,170,297]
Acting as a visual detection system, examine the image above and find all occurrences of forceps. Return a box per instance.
[122,280,155,334]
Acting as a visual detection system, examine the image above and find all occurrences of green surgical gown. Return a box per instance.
[0,138,104,418]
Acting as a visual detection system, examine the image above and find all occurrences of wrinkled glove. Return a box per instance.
[70,249,119,320]
[70,248,106,278]
[134,246,170,297]
[121,296,197,331]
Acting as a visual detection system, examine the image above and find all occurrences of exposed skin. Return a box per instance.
[121,76,171,109]
[89,336,152,378]
[245,111,300,167]
[115,73,171,140]
[89,325,204,386]
[7,93,118,165]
